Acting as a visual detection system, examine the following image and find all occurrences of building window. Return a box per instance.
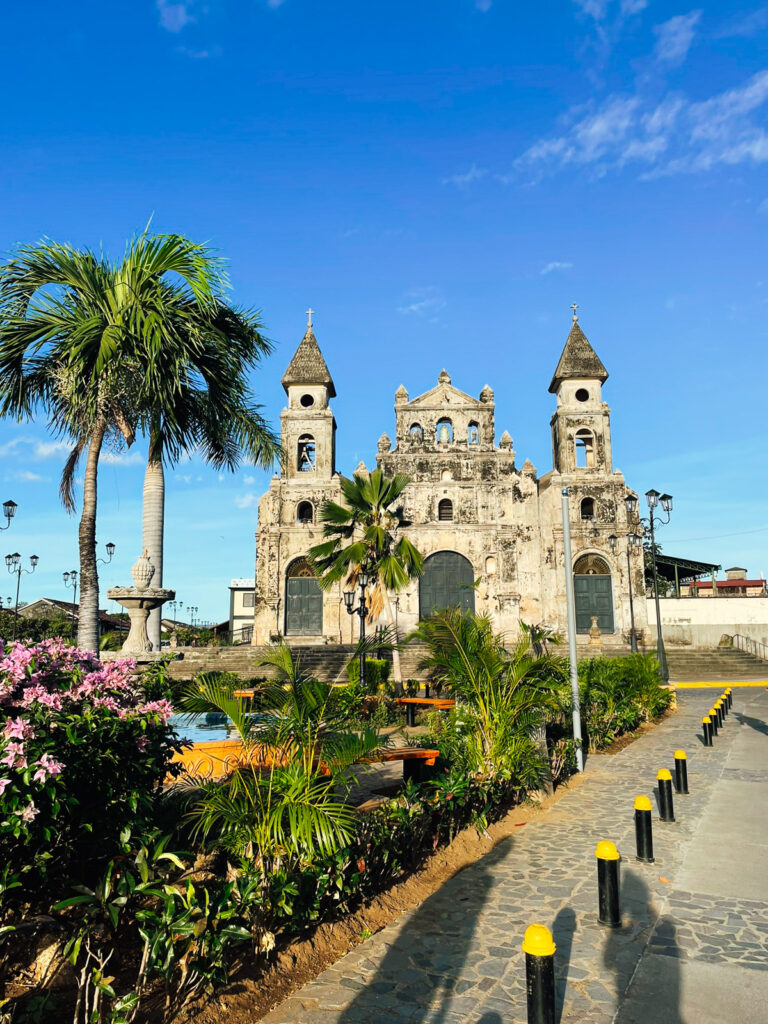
[300,393,315,408]
[580,497,595,520]
[436,418,453,443]
[242,592,255,608]
[298,434,316,471]
[438,498,453,522]
[468,421,479,445]
[296,501,314,524]
[575,429,595,468]
[575,388,589,402]
[409,423,423,441]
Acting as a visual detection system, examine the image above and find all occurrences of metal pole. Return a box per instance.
[12,568,21,641]
[359,584,367,689]
[626,546,637,653]
[648,509,669,683]
[561,489,584,772]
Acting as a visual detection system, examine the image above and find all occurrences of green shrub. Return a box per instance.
[345,657,391,690]
[576,653,670,751]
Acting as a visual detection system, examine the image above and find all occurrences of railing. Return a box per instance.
[732,634,768,662]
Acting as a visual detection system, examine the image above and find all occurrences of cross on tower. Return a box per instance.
[571,303,579,322]
[305,308,315,328]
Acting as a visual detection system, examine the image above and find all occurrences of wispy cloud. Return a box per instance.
[34,440,71,460]
[516,69,768,180]
[396,287,446,319]
[178,45,221,59]
[16,470,44,482]
[156,1,193,32]
[101,450,145,467]
[758,197,768,214]
[243,475,255,485]
[541,261,574,275]
[235,493,257,509]
[653,11,701,65]
[475,0,493,11]
[715,6,768,38]
[442,163,487,186]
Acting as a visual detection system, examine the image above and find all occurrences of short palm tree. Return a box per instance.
[307,469,424,686]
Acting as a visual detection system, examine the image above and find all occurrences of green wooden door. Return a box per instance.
[419,552,475,620]
[285,577,323,635]
[574,575,614,633]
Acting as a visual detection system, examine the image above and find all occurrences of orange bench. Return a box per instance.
[396,696,456,727]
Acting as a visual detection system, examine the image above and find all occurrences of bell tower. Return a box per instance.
[280,311,336,479]
[549,307,612,474]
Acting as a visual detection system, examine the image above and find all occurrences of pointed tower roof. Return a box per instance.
[281,325,336,397]
[548,317,608,394]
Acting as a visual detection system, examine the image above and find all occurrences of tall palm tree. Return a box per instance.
[135,295,280,649]
[307,468,423,686]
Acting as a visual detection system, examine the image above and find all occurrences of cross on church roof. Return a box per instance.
[305,307,315,328]
[571,303,579,322]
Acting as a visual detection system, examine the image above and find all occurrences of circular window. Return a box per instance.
[300,394,315,408]
[575,388,589,403]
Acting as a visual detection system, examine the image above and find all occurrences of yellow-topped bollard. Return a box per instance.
[634,796,654,863]
[725,688,733,710]
[522,924,556,1024]
[674,751,689,794]
[657,769,675,822]
[702,716,713,746]
[595,841,621,927]
[709,708,719,737]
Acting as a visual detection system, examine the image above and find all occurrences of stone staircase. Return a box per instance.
[665,646,767,683]
[164,644,357,683]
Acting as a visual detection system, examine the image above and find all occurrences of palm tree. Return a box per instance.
[306,469,424,686]
[135,294,280,649]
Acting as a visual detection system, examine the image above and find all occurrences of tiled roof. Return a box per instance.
[549,321,609,393]
[281,327,336,396]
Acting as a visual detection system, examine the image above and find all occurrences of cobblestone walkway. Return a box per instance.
[262,689,768,1024]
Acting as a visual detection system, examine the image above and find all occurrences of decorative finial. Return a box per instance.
[571,303,579,323]
[305,308,315,328]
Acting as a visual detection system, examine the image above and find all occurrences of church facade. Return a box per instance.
[250,314,648,647]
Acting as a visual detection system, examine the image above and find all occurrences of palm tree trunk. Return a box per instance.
[142,450,165,651]
[383,591,404,692]
[77,418,107,653]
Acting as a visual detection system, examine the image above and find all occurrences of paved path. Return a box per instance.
[262,689,768,1024]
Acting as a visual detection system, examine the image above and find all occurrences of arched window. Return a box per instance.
[575,429,594,468]
[285,557,322,636]
[297,434,315,471]
[574,554,610,575]
[438,498,453,522]
[580,497,595,521]
[419,551,475,620]
[296,501,314,524]
[467,421,479,445]
[436,418,453,443]
[573,553,614,633]
[409,423,423,441]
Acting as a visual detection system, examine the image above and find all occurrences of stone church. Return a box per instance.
[250,313,648,647]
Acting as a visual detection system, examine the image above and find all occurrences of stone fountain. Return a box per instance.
[107,553,174,655]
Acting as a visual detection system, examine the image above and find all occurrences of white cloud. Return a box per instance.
[620,0,647,14]
[0,439,26,458]
[157,1,192,33]
[541,261,574,275]
[397,287,446,319]
[243,475,255,485]
[442,163,487,186]
[267,0,287,7]
[475,0,493,11]
[17,471,43,482]
[573,0,610,20]
[758,198,768,214]
[715,7,768,38]
[101,450,145,467]
[235,493,257,509]
[34,440,71,460]
[654,11,701,65]
[516,69,768,180]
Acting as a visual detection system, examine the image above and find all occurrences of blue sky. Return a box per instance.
[1,0,767,622]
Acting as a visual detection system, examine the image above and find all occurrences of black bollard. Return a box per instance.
[726,687,733,709]
[715,701,724,728]
[423,682,430,699]
[522,924,556,1024]
[595,841,621,928]
[657,769,675,822]
[709,708,719,737]
[702,716,713,746]
[634,796,654,863]
[674,750,689,794]
[720,694,729,718]
[405,702,415,728]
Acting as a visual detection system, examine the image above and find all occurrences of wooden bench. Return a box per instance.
[362,746,440,783]
[396,696,456,727]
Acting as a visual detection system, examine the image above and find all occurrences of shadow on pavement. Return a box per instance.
[336,844,506,1024]
[605,867,684,1024]
[734,711,768,738]
[552,907,576,1023]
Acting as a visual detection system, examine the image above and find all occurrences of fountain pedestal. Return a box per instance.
[107,553,174,655]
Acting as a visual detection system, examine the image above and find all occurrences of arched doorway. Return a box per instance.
[573,554,614,633]
[419,551,475,620]
[285,558,322,636]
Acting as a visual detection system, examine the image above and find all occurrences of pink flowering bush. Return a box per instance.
[0,639,182,892]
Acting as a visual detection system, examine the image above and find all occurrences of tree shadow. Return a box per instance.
[734,711,768,738]
[552,907,576,1023]
[336,845,506,1024]
[606,867,685,1024]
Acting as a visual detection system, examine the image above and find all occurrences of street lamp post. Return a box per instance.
[1,501,17,531]
[188,606,198,627]
[5,552,39,641]
[344,568,371,689]
[97,542,116,566]
[609,530,643,653]
[625,490,673,683]
[62,570,78,637]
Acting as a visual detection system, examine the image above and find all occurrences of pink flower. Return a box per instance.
[32,753,64,783]
[17,801,39,822]
[136,736,149,752]
[0,778,10,796]
[3,718,25,740]
[137,699,174,724]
